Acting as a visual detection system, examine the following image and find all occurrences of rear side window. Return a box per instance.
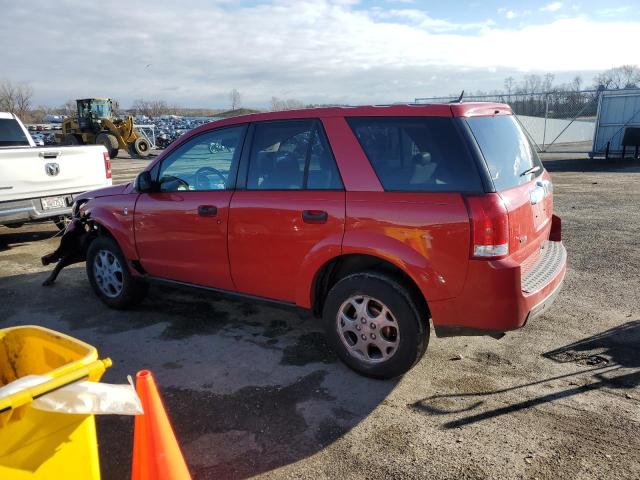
[466,115,543,191]
[247,120,342,190]
[0,118,29,147]
[347,117,482,192]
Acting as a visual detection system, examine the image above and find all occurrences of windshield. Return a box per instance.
[466,115,543,191]
[0,118,30,147]
[91,100,112,118]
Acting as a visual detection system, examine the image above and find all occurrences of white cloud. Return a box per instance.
[0,0,636,107]
[541,2,563,12]
[505,10,517,19]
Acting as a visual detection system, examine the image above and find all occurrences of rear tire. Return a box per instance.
[64,135,81,145]
[95,132,119,159]
[322,271,429,379]
[86,236,148,309]
[132,138,150,157]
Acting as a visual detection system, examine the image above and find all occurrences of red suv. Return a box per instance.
[73,104,566,378]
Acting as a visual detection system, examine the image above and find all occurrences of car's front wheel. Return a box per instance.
[86,236,148,309]
[322,272,429,379]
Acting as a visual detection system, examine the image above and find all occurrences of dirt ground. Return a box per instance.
[1,150,638,479]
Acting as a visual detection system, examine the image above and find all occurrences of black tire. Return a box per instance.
[86,235,149,309]
[132,138,150,157]
[95,132,119,159]
[322,272,429,379]
[53,215,71,231]
[64,135,81,145]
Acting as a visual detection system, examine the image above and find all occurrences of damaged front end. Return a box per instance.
[41,200,98,286]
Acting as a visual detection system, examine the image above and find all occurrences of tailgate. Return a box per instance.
[0,146,110,202]
[499,175,553,263]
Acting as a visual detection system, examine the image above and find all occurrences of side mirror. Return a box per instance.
[136,171,155,193]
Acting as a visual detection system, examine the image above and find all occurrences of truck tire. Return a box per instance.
[86,236,149,309]
[132,138,150,157]
[64,135,81,145]
[322,271,429,379]
[95,132,119,159]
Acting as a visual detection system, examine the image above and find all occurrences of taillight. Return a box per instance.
[103,151,112,179]
[465,194,509,259]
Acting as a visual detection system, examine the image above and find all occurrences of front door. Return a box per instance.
[134,125,247,289]
[228,119,345,302]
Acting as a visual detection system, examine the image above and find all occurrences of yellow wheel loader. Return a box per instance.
[55,98,150,158]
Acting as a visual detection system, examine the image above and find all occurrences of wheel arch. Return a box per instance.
[309,253,430,323]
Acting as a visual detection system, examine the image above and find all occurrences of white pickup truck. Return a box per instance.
[0,112,112,229]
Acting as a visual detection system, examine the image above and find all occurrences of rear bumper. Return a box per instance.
[431,240,567,337]
[0,195,76,225]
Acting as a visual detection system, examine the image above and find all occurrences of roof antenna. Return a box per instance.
[455,90,465,103]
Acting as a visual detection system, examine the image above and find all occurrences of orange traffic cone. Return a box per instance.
[132,370,191,480]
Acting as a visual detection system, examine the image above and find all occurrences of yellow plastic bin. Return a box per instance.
[0,325,112,479]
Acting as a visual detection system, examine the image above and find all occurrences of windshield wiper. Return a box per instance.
[520,165,541,177]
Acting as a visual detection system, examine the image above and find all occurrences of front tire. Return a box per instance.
[86,236,148,309]
[322,272,429,379]
[95,132,119,159]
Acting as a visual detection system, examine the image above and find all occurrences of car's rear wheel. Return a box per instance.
[322,272,429,379]
[86,236,148,309]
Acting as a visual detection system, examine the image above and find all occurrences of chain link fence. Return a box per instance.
[415,89,603,153]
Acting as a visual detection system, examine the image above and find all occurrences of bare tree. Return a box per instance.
[504,76,515,95]
[60,99,77,116]
[619,65,640,88]
[0,80,33,119]
[229,89,241,111]
[593,65,640,89]
[571,75,582,92]
[270,97,304,111]
[543,73,555,92]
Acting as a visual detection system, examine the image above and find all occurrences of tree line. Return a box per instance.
[2,64,639,123]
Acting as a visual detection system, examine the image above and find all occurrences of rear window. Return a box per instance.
[0,118,29,147]
[347,117,482,192]
[466,115,543,191]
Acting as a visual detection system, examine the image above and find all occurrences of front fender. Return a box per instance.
[83,195,139,260]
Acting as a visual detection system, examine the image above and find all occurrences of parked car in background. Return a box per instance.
[0,112,113,230]
[31,134,45,146]
[67,103,566,378]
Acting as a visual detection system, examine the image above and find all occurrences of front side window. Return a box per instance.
[247,120,342,190]
[158,125,246,192]
[347,117,482,192]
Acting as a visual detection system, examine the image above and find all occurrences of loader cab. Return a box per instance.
[76,98,113,131]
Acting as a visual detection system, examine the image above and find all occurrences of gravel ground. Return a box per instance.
[0,151,638,479]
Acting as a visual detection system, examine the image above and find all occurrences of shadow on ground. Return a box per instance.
[0,270,397,480]
[0,227,58,252]
[411,321,640,429]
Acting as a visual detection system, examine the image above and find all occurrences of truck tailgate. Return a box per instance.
[0,145,111,202]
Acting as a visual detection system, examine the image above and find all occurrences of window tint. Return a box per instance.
[247,120,342,190]
[347,117,482,192]
[158,125,245,192]
[0,118,29,147]
[466,115,543,191]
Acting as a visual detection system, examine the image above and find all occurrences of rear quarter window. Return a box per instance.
[466,115,543,191]
[0,118,29,147]
[347,117,482,192]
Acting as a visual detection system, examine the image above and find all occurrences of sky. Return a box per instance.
[0,0,637,109]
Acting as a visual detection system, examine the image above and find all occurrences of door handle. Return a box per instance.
[197,205,218,217]
[302,210,328,223]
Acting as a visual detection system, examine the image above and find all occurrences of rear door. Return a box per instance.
[228,119,345,302]
[134,125,246,289]
[465,114,552,262]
